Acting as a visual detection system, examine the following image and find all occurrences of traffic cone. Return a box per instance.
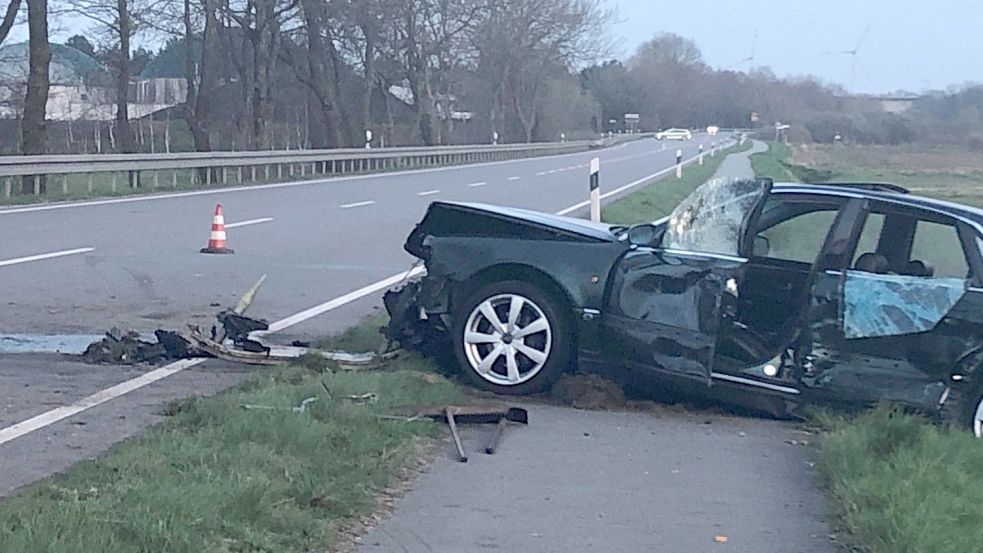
[200,203,235,254]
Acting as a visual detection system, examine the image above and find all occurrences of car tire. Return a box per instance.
[452,280,573,395]
[953,382,983,437]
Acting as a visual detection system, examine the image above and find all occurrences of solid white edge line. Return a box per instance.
[0,136,732,446]
[224,217,275,229]
[340,200,375,209]
[0,247,95,268]
[417,190,440,197]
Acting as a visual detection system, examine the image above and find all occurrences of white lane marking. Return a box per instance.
[340,200,375,209]
[224,217,274,229]
[0,137,678,217]
[535,171,548,176]
[0,137,732,447]
[264,266,425,333]
[547,170,558,174]
[507,176,521,181]
[555,142,733,216]
[0,247,95,269]
[467,181,487,188]
[417,189,440,197]
[0,265,426,447]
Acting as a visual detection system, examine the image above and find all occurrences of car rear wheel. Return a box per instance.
[452,280,572,395]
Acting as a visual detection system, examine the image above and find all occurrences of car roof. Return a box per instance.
[772,182,983,232]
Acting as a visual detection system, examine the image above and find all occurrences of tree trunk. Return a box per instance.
[359,25,375,137]
[184,0,211,154]
[21,0,49,195]
[0,0,22,46]
[115,0,135,156]
[297,0,346,148]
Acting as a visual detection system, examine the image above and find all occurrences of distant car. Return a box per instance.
[386,178,983,435]
[655,128,692,140]
[707,125,720,136]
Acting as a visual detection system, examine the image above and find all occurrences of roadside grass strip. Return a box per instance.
[601,141,751,224]
[816,406,983,553]
[0,319,465,553]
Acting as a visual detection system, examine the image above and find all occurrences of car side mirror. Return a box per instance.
[753,235,770,257]
[627,224,659,247]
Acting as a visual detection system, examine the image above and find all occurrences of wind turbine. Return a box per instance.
[823,24,871,93]
[729,29,758,71]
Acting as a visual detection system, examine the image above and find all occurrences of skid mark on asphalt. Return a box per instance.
[0,247,95,269]
[225,217,274,229]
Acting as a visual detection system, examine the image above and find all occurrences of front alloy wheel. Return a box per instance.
[463,293,552,386]
[453,280,572,394]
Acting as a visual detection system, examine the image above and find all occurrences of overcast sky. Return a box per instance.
[5,0,982,94]
[608,0,983,93]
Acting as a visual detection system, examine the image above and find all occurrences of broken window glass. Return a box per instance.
[663,178,769,256]
[843,272,966,339]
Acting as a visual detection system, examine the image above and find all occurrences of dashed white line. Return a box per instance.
[417,189,440,197]
[535,171,548,176]
[507,176,521,181]
[0,247,95,269]
[467,181,488,188]
[340,200,375,209]
[225,217,274,229]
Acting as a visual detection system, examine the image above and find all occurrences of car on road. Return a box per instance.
[385,178,983,434]
[655,128,693,140]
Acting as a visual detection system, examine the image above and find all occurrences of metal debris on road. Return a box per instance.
[390,403,529,461]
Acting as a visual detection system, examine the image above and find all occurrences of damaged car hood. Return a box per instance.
[405,201,619,257]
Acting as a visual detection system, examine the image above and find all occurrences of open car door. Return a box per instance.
[601,178,773,385]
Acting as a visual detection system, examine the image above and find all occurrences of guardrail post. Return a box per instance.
[238,167,243,183]
[251,166,257,182]
[206,168,212,186]
[62,175,68,195]
[111,173,117,193]
[300,163,306,177]
[153,171,159,188]
[277,164,283,179]
[4,178,10,198]
[172,171,177,188]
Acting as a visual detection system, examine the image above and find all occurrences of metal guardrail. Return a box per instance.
[0,134,649,198]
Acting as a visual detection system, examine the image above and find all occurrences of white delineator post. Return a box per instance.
[365,129,373,149]
[589,157,601,223]
[492,131,499,145]
[711,140,716,157]
[698,144,704,165]
[675,149,683,179]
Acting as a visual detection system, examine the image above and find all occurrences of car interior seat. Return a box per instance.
[854,252,890,274]
[903,260,935,277]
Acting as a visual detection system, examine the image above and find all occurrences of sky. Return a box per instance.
[607,0,983,94]
[5,0,983,94]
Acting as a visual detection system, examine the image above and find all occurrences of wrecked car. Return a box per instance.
[385,177,983,434]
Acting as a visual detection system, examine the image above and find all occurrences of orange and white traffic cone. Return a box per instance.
[200,203,235,254]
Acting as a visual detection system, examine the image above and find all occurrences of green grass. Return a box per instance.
[601,141,752,224]
[749,141,798,182]
[817,406,983,553]
[0,318,464,553]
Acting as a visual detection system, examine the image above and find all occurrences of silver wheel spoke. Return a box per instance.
[476,344,504,375]
[506,347,520,383]
[507,296,524,331]
[465,331,499,344]
[479,301,507,334]
[514,317,548,339]
[514,342,547,365]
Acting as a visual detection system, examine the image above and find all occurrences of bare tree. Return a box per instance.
[21,0,49,193]
[0,0,21,45]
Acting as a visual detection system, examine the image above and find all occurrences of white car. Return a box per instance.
[655,128,692,141]
[707,125,720,136]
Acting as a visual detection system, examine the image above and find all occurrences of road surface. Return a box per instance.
[0,134,726,495]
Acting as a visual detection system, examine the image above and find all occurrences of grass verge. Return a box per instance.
[749,141,798,182]
[817,406,983,553]
[0,317,464,553]
[601,140,751,224]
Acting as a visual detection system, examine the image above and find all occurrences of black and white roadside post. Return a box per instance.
[560,132,566,143]
[365,129,373,149]
[589,157,601,222]
[675,149,683,179]
[711,140,716,157]
[492,131,499,145]
[698,143,704,165]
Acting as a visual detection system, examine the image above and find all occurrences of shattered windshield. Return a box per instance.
[663,178,769,257]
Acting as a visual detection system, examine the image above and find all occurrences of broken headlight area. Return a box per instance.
[384,277,453,354]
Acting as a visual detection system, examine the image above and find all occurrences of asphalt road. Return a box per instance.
[0,134,723,341]
[0,134,726,495]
